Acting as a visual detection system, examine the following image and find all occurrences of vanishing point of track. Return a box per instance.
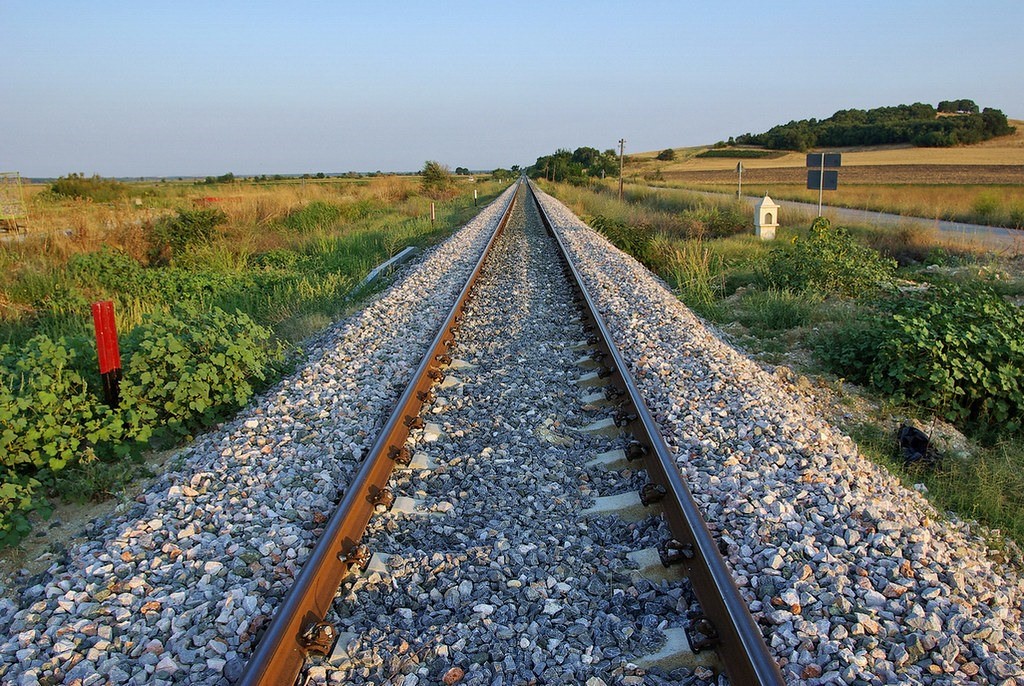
[238,180,784,685]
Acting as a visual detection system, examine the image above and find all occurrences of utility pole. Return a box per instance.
[618,138,625,202]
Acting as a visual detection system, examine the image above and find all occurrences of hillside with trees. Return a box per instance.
[734,100,1015,151]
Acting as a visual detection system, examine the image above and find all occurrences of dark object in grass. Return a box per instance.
[897,424,938,466]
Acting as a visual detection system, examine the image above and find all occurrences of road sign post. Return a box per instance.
[806,153,841,216]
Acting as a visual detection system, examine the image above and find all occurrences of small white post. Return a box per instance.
[430,202,435,223]
[474,189,478,206]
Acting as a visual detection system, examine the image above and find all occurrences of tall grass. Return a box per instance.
[850,423,1024,546]
[675,182,1024,229]
[2,178,504,346]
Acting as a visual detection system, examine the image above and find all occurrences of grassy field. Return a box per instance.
[0,174,504,544]
[626,120,1024,228]
[540,179,1024,549]
[3,176,499,344]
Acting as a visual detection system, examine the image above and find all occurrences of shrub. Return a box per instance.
[149,207,228,260]
[119,306,281,441]
[656,148,676,161]
[0,335,122,545]
[50,173,128,202]
[421,161,454,198]
[761,217,896,297]
[67,247,146,293]
[817,284,1024,430]
[871,285,1023,429]
[283,201,343,233]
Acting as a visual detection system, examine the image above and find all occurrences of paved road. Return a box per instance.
[665,188,1024,253]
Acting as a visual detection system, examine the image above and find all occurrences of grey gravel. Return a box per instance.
[534,185,1024,686]
[311,188,707,685]
[0,186,518,685]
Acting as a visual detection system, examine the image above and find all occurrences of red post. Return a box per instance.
[91,301,122,406]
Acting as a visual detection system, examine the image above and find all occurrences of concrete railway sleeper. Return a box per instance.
[238,182,782,686]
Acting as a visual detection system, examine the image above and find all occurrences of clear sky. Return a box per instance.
[2,1,1021,177]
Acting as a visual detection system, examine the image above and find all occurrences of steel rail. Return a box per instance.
[527,180,785,686]
[238,180,523,686]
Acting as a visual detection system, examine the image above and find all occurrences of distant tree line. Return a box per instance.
[526,147,620,184]
[734,101,1015,151]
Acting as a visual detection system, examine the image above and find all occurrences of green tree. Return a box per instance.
[421,160,454,197]
[656,148,676,161]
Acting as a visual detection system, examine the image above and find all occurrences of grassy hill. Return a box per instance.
[633,119,1024,175]
[629,120,1024,227]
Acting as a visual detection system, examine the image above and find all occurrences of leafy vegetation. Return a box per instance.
[734,101,1015,151]
[541,179,1024,546]
[119,306,281,443]
[656,149,675,161]
[819,284,1024,431]
[50,173,129,202]
[760,218,897,297]
[0,335,120,545]
[0,175,503,545]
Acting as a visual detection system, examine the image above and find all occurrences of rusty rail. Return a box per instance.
[237,180,523,686]
[528,180,784,686]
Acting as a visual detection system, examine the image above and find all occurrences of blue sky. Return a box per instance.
[2,1,1021,177]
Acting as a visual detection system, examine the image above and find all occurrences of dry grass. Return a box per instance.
[622,120,1024,228]
[8,177,425,268]
[629,119,1024,174]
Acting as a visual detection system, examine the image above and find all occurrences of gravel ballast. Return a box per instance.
[2,178,1021,686]
[311,186,706,685]
[534,186,1024,685]
[0,186,518,686]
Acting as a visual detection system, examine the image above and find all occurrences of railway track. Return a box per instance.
[238,181,783,685]
[3,180,1021,685]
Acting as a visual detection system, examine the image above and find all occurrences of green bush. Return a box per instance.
[149,207,228,259]
[0,335,122,545]
[421,160,454,198]
[283,201,343,233]
[656,148,676,161]
[50,173,128,202]
[817,284,1024,430]
[590,215,655,261]
[67,247,146,293]
[680,203,748,239]
[761,217,896,297]
[119,306,281,441]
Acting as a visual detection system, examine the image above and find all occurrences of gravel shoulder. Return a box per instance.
[0,185,518,685]
[536,186,1024,685]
